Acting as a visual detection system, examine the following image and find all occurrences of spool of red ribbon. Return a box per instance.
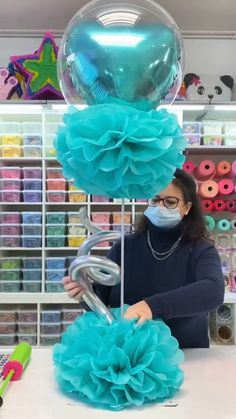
[226,200,236,212]
[201,199,215,212]
[214,200,226,211]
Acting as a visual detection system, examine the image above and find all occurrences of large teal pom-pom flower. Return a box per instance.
[54,104,186,198]
[53,307,184,410]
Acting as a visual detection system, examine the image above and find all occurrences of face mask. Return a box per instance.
[144,205,182,228]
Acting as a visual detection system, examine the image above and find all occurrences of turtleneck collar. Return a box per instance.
[146,217,185,247]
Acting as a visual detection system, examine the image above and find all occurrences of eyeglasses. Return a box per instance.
[147,196,185,209]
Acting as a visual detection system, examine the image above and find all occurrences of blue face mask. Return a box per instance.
[144,205,182,228]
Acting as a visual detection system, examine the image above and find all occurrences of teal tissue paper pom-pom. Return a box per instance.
[53,307,184,410]
[54,104,186,198]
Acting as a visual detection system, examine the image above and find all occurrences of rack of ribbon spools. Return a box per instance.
[183,159,236,232]
[183,158,236,295]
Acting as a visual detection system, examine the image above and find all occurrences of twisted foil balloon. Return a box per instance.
[69,207,121,323]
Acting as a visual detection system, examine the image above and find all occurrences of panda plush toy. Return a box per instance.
[184,73,234,103]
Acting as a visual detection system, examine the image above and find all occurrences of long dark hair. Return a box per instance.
[135,168,209,241]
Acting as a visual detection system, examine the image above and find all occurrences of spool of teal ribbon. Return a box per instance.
[204,215,215,231]
[217,219,231,232]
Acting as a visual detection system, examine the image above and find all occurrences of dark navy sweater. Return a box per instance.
[95,219,224,348]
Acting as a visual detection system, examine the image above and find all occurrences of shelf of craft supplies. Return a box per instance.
[1,100,236,346]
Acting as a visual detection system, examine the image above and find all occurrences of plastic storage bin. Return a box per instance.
[46,167,64,179]
[0,122,22,143]
[0,224,21,235]
[17,310,37,322]
[22,257,42,269]
[46,257,66,270]
[1,236,21,247]
[46,179,67,190]
[112,212,131,224]
[62,308,84,322]
[68,235,87,247]
[40,322,61,334]
[47,190,66,202]
[91,212,111,224]
[0,322,17,333]
[23,145,42,158]
[46,212,66,224]
[22,212,42,224]
[0,269,21,281]
[22,179,42,190]
[40,334,61,345]
[0,257,22,269]
[2,145,22,158]
[17,322,37,333]
[46,224,66,235]
[22,269,42,281]
[1,212,21,224]
[22,167,42,179]
[184,133,201,146]
[1,190,21,202]
[0,281,21,292]
[0,334,17,345]
[1,179,22,190]
[22,281,41,292]
[0,166,21,178]
[45,281,64,292]
[22,236,42,248]
[22,224,42,235]
[41,310,61,323]
[23,190,42,202]
[22,122,42,145]
[68,212,81,224]
[69,191,87,203]
[45,269,66,282]
[17,334,37,345]
[46,236,66,247]
[68,224,86,235]
[0,310,17,322]
[91,195,110,202]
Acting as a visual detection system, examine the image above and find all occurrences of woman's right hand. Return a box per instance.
[63,276,85,301]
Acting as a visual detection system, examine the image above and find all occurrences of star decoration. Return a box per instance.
[10,32,63,100]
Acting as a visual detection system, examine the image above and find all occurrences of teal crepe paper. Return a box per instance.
[54,104,186,198]
[53,307,184,411]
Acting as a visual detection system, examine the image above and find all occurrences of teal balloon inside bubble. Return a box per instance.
[58,0,184,111]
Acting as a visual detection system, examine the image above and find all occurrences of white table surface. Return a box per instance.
[1,346,236,419]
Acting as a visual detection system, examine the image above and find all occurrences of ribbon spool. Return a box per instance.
[204,215,215,231]
[182,161,196,174]
[214,200,226,212]
[218,179,234,195]
[217,219,231,232]
[225,200,236,212]
[199,180,218,198]
[216,160,231,177]
[201,199,215,212]
[231,160,236,175]
[230,219,236,230]
[195,160,215,180]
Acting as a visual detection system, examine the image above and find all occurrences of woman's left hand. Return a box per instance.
[124,301,153,324]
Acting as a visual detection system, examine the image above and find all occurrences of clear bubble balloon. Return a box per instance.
[58,0,184,110]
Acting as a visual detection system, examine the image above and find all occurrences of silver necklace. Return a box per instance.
[147,230,183,261]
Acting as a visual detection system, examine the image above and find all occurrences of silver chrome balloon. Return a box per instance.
[69,208,121,324]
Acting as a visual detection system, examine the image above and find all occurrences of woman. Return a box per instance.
[64,169,224,348]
